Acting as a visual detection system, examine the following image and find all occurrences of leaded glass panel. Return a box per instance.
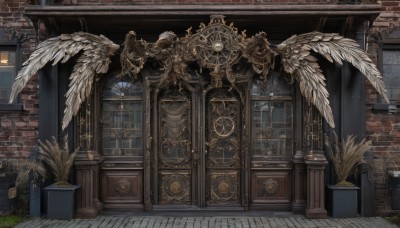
[251,72,293,159]
[252,101,293,157]
[102,76,143,156]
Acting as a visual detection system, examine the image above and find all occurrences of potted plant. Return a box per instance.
[16,136,79,219]
[324,133,372,218]
[14,151,46,217]
[40,136,79,220]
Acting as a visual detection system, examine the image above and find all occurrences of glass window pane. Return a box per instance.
[102,77,143,157]
[383,50,400,101]
[251,100,293,158]
[0,50,16,103]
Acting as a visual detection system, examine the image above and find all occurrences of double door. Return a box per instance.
[155,89,243,208]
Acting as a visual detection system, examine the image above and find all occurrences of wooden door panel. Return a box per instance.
[159,171,191,205]
[208,171,239,204]
[102,170,143,204]
[251,171,292,204]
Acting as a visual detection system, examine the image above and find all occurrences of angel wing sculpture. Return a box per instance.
[10,15,388,130]
[271,32,389,128]
[9,32,120,130]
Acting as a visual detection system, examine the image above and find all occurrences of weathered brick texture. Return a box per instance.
[366,7,400,216]
[0,0,38,162]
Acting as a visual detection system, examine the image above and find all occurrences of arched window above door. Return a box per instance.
[101,74,143,157]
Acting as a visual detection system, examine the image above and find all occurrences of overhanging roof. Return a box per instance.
[25,4,382,41]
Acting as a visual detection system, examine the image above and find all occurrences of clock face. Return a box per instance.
[189,24,242,70]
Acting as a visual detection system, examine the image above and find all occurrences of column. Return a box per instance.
[74,150,103,219]
[305,150,328,219]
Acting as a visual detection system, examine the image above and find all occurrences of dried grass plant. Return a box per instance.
[15,136,78,187]
[325,132,372,186]
[15,159,46,187]
[38,136,78,186]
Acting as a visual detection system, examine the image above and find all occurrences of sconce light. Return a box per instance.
[0,51,8,64]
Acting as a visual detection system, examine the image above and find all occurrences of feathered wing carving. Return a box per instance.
[276,32,389,128]
[9,32,120,130]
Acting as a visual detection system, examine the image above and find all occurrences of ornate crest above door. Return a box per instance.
[10,15,388,130]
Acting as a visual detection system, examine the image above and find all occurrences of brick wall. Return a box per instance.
[366,1,400,214]
[0,0,38,164]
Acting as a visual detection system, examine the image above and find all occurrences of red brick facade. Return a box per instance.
[0,0,38,162]
[366,1,400,215]
[0,0,398,216]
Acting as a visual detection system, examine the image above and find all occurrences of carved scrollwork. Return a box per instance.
[160,173,190,204]
[188,15,242,72]
[209,172,238,203]
[159,93,191,168]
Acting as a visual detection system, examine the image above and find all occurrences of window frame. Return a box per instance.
[250,74,294,161]
[0,30,22,111]
[373,28,400,111]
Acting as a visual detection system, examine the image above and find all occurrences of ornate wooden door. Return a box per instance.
[154,88,243,208]
[157,91,193,205]
[205,90,241,206]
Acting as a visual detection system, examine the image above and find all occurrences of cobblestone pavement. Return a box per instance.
[15,215,398,228]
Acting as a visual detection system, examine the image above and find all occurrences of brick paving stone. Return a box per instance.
[15,215,399,228]
[194,217,202,228]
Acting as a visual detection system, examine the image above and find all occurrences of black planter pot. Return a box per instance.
[388,171,400,210]
[328,185,359,218]
[44,184,80,220]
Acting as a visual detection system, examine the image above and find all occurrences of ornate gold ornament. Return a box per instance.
[9,15,389,129]
[210,173,238,202]
[264,179,279,195]
[161,173,190,203]
[115,178,131,195]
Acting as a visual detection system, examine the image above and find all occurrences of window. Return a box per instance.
[101,74,143,157]
[0,48,16,103]
[382,48,400,102]
[251,72,293,160]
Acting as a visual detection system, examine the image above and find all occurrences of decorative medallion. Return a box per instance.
[115,178,131,195]
[218,181,230,194]
[264,179,278,195]
[188,15,242,71]
[160,173,190,204]
[213,116,235,137]
[210,173,238,202]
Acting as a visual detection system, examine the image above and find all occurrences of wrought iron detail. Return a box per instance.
[159,92,191,168]
[207,91,240,168]
[303,102,323,152]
